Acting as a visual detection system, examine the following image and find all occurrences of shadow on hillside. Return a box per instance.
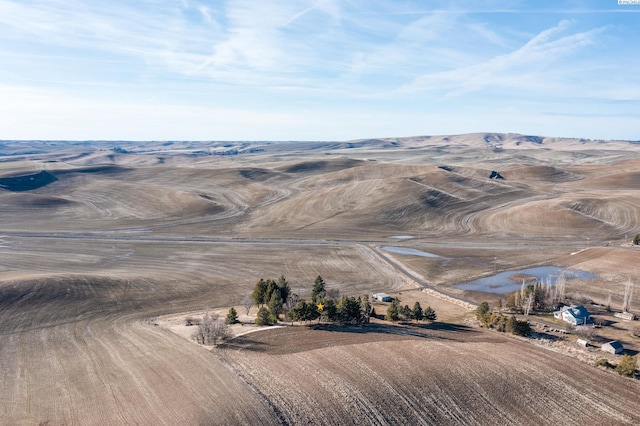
[53,165,127,175]
[310,322,421,335]
[219,336,269,353]
[309,321,477,338]
[218,322,492,356]
[0,170,58,191]
[530,331,565,342]
[412,322,475,333]
[283,158,363,174]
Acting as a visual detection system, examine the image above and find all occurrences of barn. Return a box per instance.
[601,341,624,355]
[373,293,393,302]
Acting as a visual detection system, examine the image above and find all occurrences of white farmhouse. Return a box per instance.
[553,305,590,326]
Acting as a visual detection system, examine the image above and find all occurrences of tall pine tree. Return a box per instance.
[312,275,326,302]
[251,279,267,306]
[412,302,424,322]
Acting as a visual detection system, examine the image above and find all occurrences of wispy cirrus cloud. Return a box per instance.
[0,0,638,140]
[193,2,305,76]
[0,0,218,72]
[398,20,606,97]
[336,8,512,93]
[190,0,351,87]
[0,0,348,93]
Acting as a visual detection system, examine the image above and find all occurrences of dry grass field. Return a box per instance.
[1,134,639,425]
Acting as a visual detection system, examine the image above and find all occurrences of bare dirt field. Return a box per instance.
[1,134,639,424]
[218,324,640,425]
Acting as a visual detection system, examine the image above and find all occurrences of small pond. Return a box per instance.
[381,246,441,258]
[454,266,597,295]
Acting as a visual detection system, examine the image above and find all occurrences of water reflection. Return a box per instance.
[454,266,597,294]
[381,246,441,258]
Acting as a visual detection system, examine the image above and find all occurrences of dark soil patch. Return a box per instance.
[19,195,75,208]
[238,168,273,181]
[284,158,363,174]
[52,165,128,175]
[421,189,460,208]
[0,193,75,209]
[285,161,329,173]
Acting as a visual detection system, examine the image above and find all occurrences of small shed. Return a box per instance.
[601,341,624,354]
[614,311,636,321]
[576,339,589,348]
[373,293,393,302]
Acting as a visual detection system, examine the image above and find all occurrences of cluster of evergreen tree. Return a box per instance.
[287,276,371,324]
[251,275,291,325]
[287,295,371,324]
[385,300,436,323]
[476,302,531,336]
[249,275,371,326]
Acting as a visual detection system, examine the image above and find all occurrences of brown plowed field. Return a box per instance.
[220,324,640,425]
[0,276,276,425]
[0,135,639,424]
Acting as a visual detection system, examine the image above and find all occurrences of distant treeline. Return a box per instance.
[109,146,265,156]
[191,148,265,156]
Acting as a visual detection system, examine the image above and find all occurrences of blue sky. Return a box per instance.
[1,0,639,141]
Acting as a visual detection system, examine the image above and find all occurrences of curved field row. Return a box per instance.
[221,325,640,425]
[2,153,639,243]
[225,158,640,241]
[0,301,274,424]
[0,237,425,425]
[561,196,640,233]
[0,138,639,424]
[0,238,401,301]
[467,195,640,239]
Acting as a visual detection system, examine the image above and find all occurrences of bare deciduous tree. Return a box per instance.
[289,292,300,308]
[575,325,597,339]
[192,313,230,345]
[242,295,253,316]
[326,287,340,300]
[622,279,634,313]
[553,273,566,306]
[524,293,534,316]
